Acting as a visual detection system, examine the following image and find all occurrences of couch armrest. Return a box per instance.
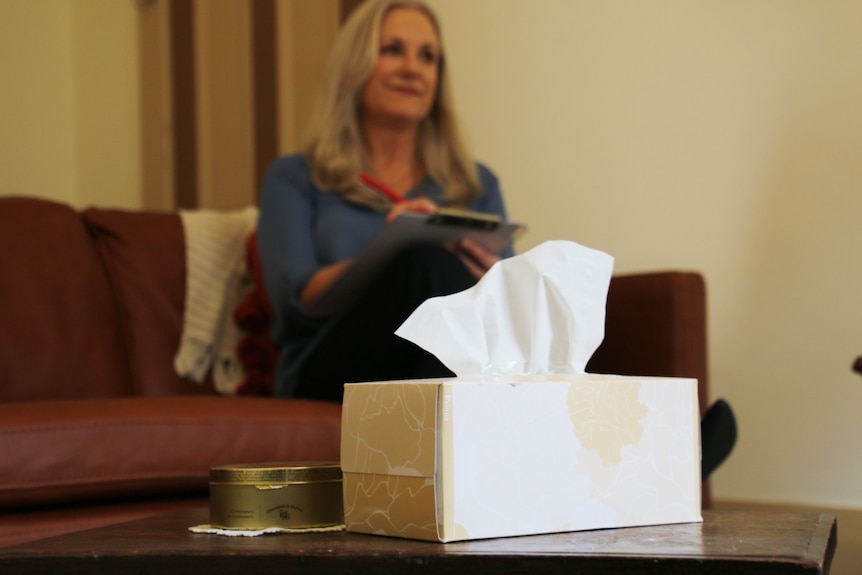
[586,271,708,416]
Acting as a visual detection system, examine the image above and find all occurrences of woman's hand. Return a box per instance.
[449,237,501,280]
[385,197,438,223]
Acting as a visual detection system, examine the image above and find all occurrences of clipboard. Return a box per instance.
[304,210,526,317]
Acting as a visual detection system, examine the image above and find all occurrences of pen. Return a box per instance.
[359,173,405,205]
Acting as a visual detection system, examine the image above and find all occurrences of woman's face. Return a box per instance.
[360,7,440,129]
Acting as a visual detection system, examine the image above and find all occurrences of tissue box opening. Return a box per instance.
[341,374,702,543]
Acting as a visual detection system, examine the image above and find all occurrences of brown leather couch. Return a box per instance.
[0,196,709,549]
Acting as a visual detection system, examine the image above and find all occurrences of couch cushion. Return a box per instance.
[0,396,343,510]
[0,197,133,402]
[82,208,215,395]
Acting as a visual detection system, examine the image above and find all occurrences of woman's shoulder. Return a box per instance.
[260,153,323,208]
[267,152,311,178]
[262,152,319,194]
[474,161,496,179]
[474,161,500,193]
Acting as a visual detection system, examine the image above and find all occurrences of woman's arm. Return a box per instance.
[296,196,439,304]
[298,259,353,306]
[299,197,438,305]
[257,156,328,325]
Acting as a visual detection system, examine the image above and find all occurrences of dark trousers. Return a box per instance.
[294,246,476,402]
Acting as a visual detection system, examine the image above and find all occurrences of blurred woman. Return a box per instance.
[257,0,513,400]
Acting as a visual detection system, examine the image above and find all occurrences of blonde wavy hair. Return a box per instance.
[302,0,481,207]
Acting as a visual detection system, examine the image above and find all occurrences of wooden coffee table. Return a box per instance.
[0,508,835,574]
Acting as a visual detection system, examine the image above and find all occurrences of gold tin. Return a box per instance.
[209,462,343,529]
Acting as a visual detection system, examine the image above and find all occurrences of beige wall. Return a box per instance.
[0,0,335,210]
[1,1,77,204]
[277,0,339,154]
[0,0,139,209]
[73,0,140,209]
[4,0,862,512]
[427,0,862,509]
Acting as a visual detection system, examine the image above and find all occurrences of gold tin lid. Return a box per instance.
[209,462,342,485]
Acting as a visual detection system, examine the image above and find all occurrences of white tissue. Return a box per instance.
[395,240,614,377]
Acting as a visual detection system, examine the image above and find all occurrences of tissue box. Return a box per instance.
[341,374,701,542]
